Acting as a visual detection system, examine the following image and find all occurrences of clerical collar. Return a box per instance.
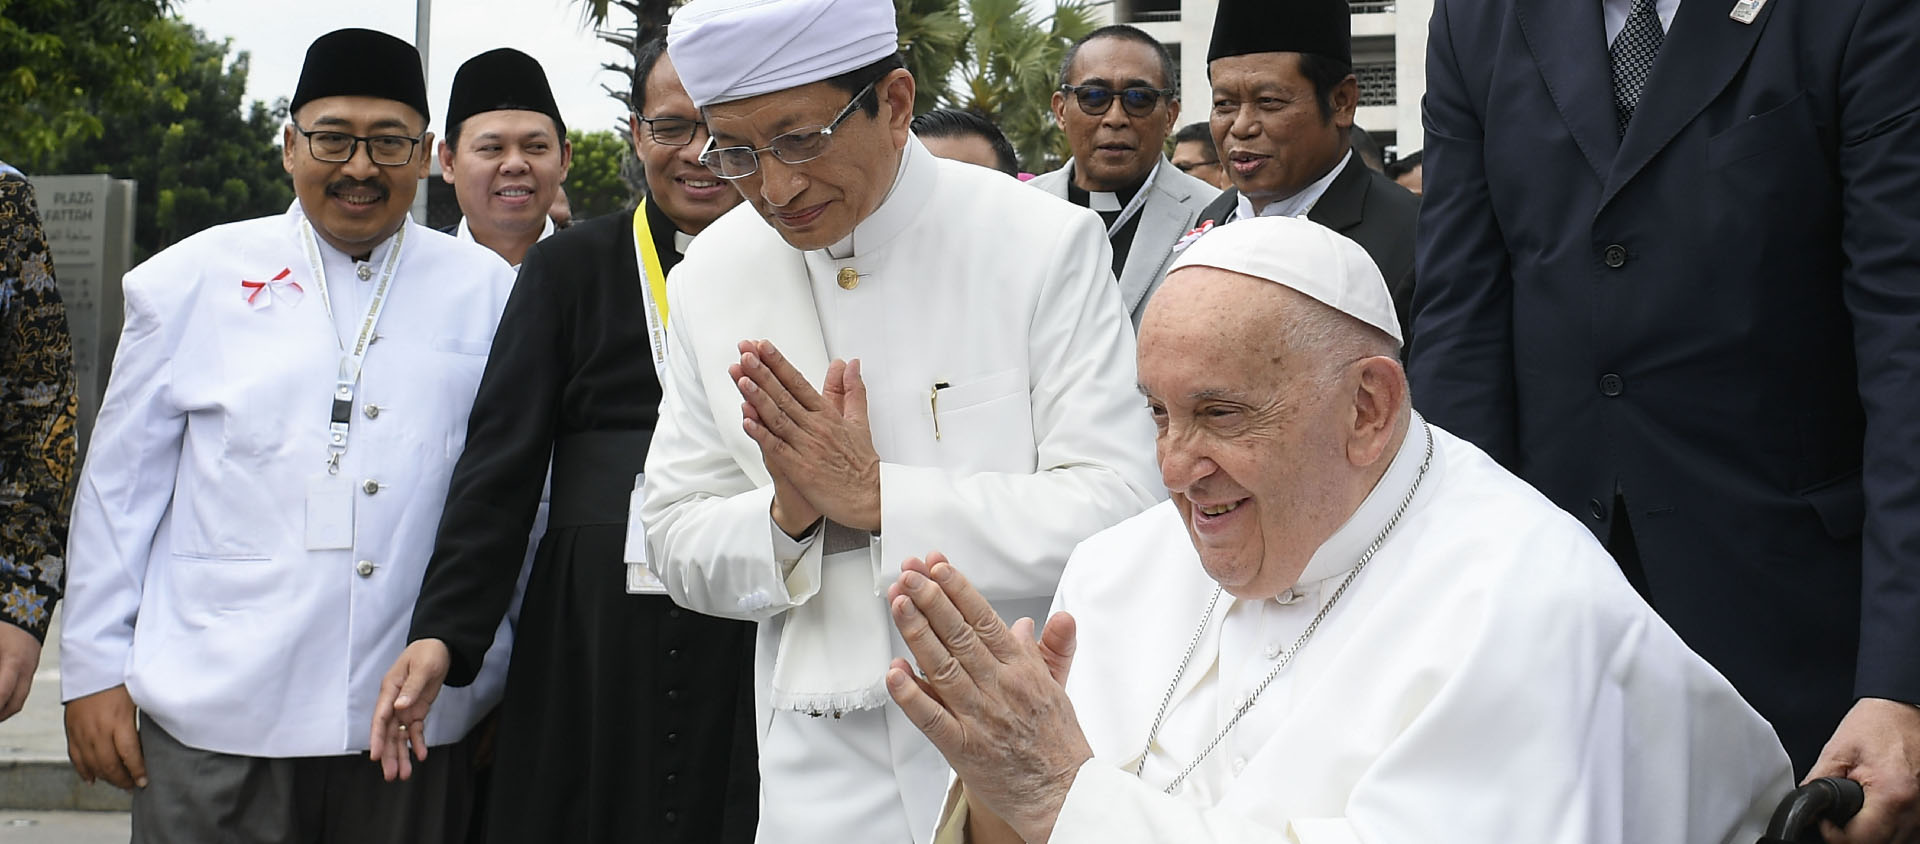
[1290,410,1432,591]
[824,134,936,260]
[1066,161,1151,213]
[1235,149,1352,222]
[673,230,695,255]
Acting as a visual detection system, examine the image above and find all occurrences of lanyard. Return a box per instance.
[632,200,672,386]
[300,218,405,474]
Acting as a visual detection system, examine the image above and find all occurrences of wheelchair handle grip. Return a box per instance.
[1761,777,1865,843]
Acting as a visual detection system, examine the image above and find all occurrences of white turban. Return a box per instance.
[668,0,899,108]
[1170,217,1404,346]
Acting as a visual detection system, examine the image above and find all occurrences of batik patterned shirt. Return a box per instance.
[0,163,78,642]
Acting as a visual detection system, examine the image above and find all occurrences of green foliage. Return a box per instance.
[895,0,967,115]
[564,129,634,221]
[49,18,292,257]
[0,0,192,166]
[900,0,1099,172]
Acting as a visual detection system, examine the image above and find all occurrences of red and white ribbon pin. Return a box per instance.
[242,268,303,310]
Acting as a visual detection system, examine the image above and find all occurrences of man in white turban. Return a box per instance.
[882,216,1795,843]
[638,0,1163,842]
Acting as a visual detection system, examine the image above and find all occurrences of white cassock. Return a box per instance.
[641,136,1164,844]
[938,414,1792,843]
[62,205,519,758]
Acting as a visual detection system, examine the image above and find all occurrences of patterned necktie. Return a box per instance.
[1611,0,1665,134]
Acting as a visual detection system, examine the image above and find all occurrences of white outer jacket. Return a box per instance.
[62,209,519,758]
[641,137,1164,843]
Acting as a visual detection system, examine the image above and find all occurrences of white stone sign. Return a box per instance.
[28,175,135,454]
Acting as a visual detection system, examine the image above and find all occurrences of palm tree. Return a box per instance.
[579,0,684,117]
[942,0,1099,171]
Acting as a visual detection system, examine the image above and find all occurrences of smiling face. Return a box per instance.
[1208,53,1356,212]
[1052,37,1178,192]
[1138,267,1375,599]
[634,54,739,234]
[701,69,914,251]
[284,95,431,256]
[439,109,570,244]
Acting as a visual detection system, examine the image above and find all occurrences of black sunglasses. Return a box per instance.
[1061,84,1177,118]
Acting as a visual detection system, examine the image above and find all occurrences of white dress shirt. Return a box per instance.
[1233,150,1353,222]
[455,214,556,269]
[1605,0,1681,42]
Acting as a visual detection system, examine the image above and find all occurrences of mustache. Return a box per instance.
[326,178,388,200]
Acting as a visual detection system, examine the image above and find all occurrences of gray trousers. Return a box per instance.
[131,714,474,844]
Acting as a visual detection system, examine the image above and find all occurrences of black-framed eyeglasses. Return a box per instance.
[636,115,707,147]
[1060,84,1177,118]
[698,80,876,180]
[290,121,424,166]
[1173,159,1219,173]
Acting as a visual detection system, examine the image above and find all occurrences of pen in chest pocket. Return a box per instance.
[930,381,951,441]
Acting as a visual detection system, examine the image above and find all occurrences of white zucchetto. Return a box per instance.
[1169,216,1404,346]
[667,0,899,109]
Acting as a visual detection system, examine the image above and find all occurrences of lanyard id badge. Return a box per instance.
[632,200,672,388]
[628,205,673,593]
[300,219,405,550]
[623,473,668,594]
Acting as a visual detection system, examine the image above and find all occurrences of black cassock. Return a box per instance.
[410,199,758,844]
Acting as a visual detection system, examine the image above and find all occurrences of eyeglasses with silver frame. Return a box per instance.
[290,121,424,166]
[698,79,878,180]
[635,115,707,147]
[1060,84,1178,119]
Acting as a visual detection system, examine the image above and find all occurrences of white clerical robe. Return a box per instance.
[938,415,1791,843]
[63,207,519,758]
[641,136,1164,844]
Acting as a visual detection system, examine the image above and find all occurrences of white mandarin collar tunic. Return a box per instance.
[641,134,1162,844]
[62,207,520,758]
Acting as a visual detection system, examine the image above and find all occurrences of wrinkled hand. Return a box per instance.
[1809,697,1920,844]
[0,621,41,721]
[65,685,145,790]
[885,553,1089,843]
[732,339,880,532]
[369,639,450,781]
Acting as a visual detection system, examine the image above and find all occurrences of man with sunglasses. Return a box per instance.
[638,0,1163,842]
[375,35,756,844]
[60,28,517,842]
[1031,26,1219,329]
[437,48,571,269]
[1186,0,1419,345]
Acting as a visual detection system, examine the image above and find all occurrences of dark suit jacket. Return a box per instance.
[1197,154,1420,341]
[1409,0,1920,771]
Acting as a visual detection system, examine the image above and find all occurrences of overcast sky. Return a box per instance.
[175,0,637,140]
